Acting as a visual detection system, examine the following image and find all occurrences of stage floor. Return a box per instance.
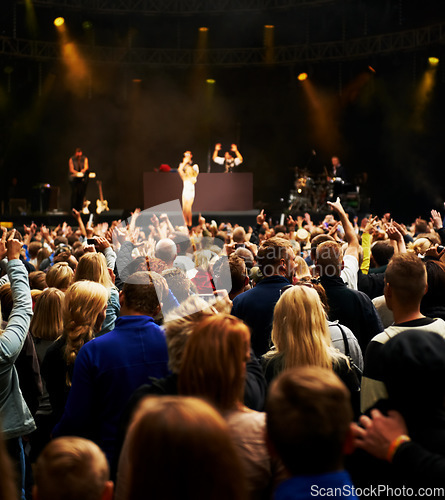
[0,209,261,229]
[0,207,355,231]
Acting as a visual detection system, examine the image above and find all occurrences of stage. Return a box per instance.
[0,206,361,233]
[1,168,366,229]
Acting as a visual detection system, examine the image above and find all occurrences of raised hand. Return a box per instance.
[23,222,37,236]
[327,197,346,216]
[215,143,222,151]
[6,230,22,261]
[386,223,402,242]
[363,215,378,234]
[430,209,443,230]
[425,244,445,261]
[94,236,110,252]
[286,215,296,227]
[256,209,266,225]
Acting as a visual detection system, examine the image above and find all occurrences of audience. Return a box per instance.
[178,313,286,499]
[52,271,169,469]
[3,205,445,498]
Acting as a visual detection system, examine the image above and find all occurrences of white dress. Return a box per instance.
[182,180,195,201]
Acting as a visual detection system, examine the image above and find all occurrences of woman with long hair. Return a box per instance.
[178,314,286,499]
[74,252,119,335]
[30,288,64,347]
[116,396,246,500]
[45,262,74,292]
[178,151,199,228]
[29,287,65,459]
[41,281,108,422]
[262,284,360,415]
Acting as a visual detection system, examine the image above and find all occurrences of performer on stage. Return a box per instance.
[178,151,199,227]
[212,143,243,173]
[331,156,346,181]
[69,147,89,210]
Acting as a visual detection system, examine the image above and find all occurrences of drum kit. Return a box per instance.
[287,167,357,213]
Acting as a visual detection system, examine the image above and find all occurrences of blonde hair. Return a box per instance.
[194,250,211,271]
[74,252,113,289]
[407,237,433,256]
[46,262,74,291]
[30,288,65,341]
[63,281,108,385]
[31,289,44,302]
[35,437,109,500]
[294,255,311,280]
[271,285,343,371]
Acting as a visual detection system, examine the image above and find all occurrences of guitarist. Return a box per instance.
[69,147,89,210]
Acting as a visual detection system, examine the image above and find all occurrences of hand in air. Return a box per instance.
[256,209,266,225]
[430,209,443,230]
[327,197,345,215]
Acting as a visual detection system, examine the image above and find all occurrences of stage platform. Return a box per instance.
[0,207,363,231]
[0,209,260,229]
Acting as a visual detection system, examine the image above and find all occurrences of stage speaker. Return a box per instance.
[31,185,59,212]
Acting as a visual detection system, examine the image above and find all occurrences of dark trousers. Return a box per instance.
[70,177,88,210]
[6,436,33,500]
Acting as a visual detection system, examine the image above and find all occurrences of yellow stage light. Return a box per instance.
[264,25,274,29]
[54,17,65,27]
[199,27,208,32]
[298,73,308,81]
[429,57,439,66]
[206,79,216,84]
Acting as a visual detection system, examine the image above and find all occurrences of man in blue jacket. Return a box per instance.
[53,271,169,469]
[231,237,296,357]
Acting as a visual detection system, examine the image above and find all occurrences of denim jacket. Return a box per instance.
[0,259,35,439]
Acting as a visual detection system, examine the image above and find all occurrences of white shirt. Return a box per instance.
[340,254,359,290]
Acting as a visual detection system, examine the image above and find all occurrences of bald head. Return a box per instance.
[155,239,177,267]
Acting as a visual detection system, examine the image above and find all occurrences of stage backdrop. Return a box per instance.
[143,173,253,211]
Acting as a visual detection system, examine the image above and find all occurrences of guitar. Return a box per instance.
[81,200,91,214]
[96,180,109,214]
